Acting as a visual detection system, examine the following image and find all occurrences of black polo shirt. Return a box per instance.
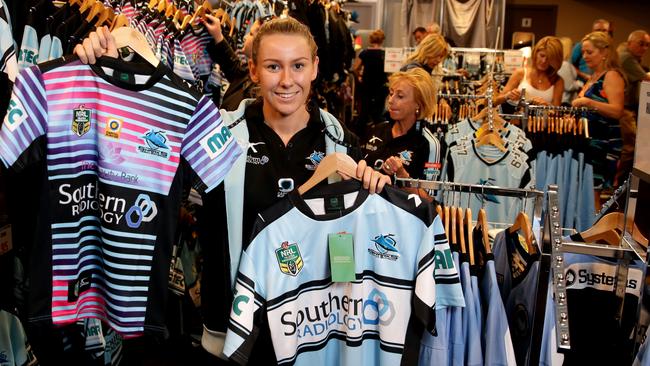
[241,98,362,247]
[362,120,433,179]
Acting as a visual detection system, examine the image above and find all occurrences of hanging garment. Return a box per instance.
[223,180,464,365]
[492,229,540,366]
[430,0,503,48]
[443,139,533,223]
[0,57,241,338]
[0,309,38,366]
[540,241,645,365]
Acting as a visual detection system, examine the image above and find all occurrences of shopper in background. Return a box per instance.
[202,14,273,111]
[362,68,439,201]
[557,36,581,105]
[616,29,650,186]
[572,19,612,82]
[401,33,451,115]
[412,26,427,46]
[74,18,391,363]
[354,29,389,129]
[498,36,565,106]
[571,31,625,207]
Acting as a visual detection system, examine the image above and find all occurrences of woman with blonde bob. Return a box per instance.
[362,68,440,201]
[499,36,565,106]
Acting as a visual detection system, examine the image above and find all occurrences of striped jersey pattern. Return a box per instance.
[0,58,241,337]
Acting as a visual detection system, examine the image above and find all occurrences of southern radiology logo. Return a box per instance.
[58,182,157,227]
[276,241,304,276]
[368,234,400,261]
[280,288,396,338]
[105,118,123,139]
[138,130,170,159]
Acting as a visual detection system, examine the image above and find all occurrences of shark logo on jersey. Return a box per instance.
[368,234,400,261]
[398,150,413,166]
[71,105,91,137]
[475,178,500,204]
[276,241,304,276]
[305,150,324,170]
[139,130,170,159]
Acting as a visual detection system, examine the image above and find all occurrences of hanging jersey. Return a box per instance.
[48,35,63,60]
[0,309,38,366]
[172,39,196,83]
[0,57,241,337]
[38,34,52,63]
[492,229,540,366]
[0,0,17,82]
[444,140,533,223]
[446,118,532,153]
[223,180,460,365]
[480,256,517,366]
[540,243,644,366]
[181,31,213,78]
[460,259,483,366]
[17,25,39,71]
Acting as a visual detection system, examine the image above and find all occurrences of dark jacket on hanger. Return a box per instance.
[326,8,354,82]
[206,38,256,111]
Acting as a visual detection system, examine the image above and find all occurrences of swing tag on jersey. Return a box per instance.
[328,233,355,282]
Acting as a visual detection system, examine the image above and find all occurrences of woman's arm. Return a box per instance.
[572,70,625,119]
[495,68,524,106]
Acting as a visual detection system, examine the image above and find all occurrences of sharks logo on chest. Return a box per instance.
[368,233,400,261]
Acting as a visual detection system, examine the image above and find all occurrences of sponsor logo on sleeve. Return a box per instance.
[4,99,27,132]
[200,125,233,160]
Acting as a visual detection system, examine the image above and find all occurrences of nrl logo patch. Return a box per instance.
[275,241,304,276]
[71,105,91,137]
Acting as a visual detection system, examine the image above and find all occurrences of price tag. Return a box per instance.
[328,233,355,282]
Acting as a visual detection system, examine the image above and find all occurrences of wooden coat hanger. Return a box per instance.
[111,26,160,66]
[580,212,648,247]
[435,204,443,222]
[475,129,507,152]
[110,13,129,30]
[465,207,475,265]
[96,7,114,27]
[297,153,358,195]
[476,207,491,254]
[79,0,96,13]
[508,211,535,253]
[457,207,467,256]
[450,205,457,246]
[85,1,104,22]
[444,205,450,239]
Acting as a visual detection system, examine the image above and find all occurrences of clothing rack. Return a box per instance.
[396,179,545,199]
[529,185,646,365]
[436,92,486,100]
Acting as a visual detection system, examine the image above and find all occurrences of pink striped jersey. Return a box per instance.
[0,56,241,337]
[180,30,213,78]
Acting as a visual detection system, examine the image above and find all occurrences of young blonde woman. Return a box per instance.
[362,68,440,201]
[75,18,390,363]
[498,36,565,106]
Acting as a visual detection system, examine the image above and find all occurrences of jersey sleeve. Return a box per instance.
[181,96,242,193]
[432,216,465,308]
[0,65,47,169]
[0,16,17,82]
[223,251,265,364]
[414,218,440,335]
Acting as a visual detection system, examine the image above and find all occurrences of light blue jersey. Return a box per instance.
[224,181,453,365]
[444,139,533,223]
[0,309,38,366]
[17,25,39,71]
[38,34,51,63]
[460,259,483,366]
[446,118,532,153]
[48,35,63,60]
[481,258,517,365]
[0,0,17,81]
